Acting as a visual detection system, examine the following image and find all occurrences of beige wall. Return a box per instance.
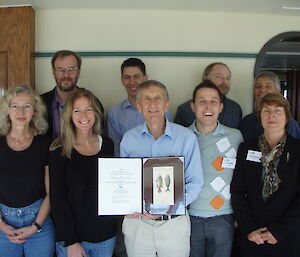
[35,9,300,117]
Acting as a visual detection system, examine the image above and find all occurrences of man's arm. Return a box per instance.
[106,110,121,157]
[184,133,203,206]
[288,119,300,140]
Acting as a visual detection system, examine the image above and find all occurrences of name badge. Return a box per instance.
[222,158,236,169]
[246,150,262,163]
[216,137,231,153]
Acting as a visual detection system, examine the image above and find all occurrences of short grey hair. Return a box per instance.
[202,62,231,80]
[254,71,281,90]
[137,80,169,101]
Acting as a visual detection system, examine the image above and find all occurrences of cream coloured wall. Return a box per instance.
[35,9,300,117]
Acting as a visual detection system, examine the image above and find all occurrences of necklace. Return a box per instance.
[7,135,33,145]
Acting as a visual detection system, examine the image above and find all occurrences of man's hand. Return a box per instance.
[125,212,163,220]
[141,213,162,220]
[125,212,142,218]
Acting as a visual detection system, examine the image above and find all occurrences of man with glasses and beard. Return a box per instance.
[41,50,104,138]
[174,62,242,129]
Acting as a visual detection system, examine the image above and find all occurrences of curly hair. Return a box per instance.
[0,85,48,135]
[50,88,103,158]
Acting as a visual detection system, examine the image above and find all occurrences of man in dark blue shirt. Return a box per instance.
[240,71,300,140]
[174,62,242,128]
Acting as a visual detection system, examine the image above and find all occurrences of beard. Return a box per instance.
[56,77,78,92]
[218,83,229,95]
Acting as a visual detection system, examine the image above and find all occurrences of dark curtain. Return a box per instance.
[287,69,300,124]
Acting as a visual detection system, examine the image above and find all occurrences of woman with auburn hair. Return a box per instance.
[49,88,116,257]
[231,93,300,257]
[0,85,55,257]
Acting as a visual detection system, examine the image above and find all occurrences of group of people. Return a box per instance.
[0,49,299,257]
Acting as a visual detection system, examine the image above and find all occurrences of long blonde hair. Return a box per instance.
[0,85,48,135]
[50,88,103,158]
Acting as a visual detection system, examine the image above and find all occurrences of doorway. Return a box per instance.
[254,31,300,123]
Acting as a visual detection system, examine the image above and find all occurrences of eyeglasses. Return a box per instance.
[55,67,79,75]
[9,104,34,112]
[213,74,231,81]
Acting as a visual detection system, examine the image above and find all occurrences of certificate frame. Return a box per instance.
[98,156,185,215]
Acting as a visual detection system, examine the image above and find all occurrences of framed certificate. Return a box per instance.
[98,157,185,215]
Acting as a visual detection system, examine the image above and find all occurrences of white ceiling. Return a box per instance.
[0,0,300,16]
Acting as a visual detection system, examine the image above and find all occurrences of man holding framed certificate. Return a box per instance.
[120,80,204,257]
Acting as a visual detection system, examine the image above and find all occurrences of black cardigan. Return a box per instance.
[49,135,116,246]
[231,134,300,254]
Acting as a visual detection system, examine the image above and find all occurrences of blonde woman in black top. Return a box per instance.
[0,85,55,257]
[49,88,116,257]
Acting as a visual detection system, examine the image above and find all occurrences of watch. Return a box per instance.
[33,222,42,232]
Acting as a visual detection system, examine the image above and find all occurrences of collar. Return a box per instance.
[121,98,138,110]
[191,121,225,136]
[141,119,173,139]
[54,86,80,107]
[54,88,63,107]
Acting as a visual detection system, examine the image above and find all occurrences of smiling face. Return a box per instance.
[8,93,35,128]
[121,66,148,100]
[260,103,286,134]
[53,55,80,92]
[191,87,223,129]
[254,76,279,103]
[137,85,169,127]
[72,96,95,132]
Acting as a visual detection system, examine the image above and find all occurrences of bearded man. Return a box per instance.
[41,50,104,138]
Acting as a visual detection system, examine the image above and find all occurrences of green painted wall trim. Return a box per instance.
[35,51,257,58]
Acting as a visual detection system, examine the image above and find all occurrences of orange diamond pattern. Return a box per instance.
[210,195,225,209]
[211,156,224,172]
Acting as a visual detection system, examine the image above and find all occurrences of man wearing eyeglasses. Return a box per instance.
[106,58,172,157]
[41,50,103,138]
[174,62,242,129]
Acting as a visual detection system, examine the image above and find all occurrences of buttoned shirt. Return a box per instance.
[107,98,173,156]
[51,88,64,138]
[120,119,203,206]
